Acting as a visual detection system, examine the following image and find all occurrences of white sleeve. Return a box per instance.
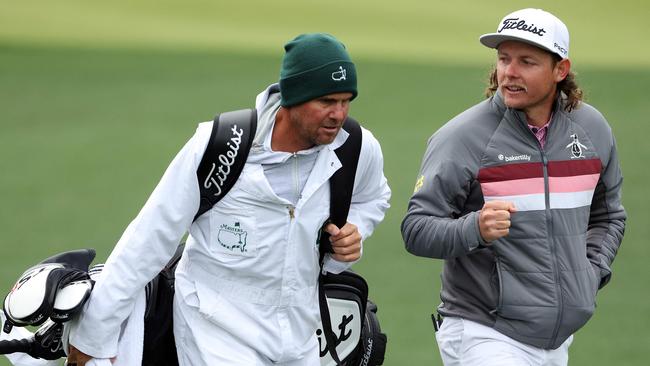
[68,123,211,358]
[323,128,391,273]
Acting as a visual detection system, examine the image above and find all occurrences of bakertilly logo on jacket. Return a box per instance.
[217,221,248,252]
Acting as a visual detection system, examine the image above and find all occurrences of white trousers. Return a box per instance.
[435,317,573,366]
[172,290,319,366]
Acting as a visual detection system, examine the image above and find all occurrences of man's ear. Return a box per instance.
[555,58,571,82]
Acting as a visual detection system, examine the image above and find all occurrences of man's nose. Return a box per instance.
[504,62,519,78]
[330,103,348,120]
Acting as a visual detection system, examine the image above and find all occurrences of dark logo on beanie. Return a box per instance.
[499,17,546,36]
[331,66,347,81]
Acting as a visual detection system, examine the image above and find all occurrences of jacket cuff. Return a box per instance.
[322,253,357,274]
[67,305,120,359]
[596,260,612,289]
[465,211,488,251]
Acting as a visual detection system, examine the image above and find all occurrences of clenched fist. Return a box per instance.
[479,200,517,243]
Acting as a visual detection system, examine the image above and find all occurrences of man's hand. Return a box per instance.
[66,345,94,366]
[324,222,362,262]
[479,200,517,243]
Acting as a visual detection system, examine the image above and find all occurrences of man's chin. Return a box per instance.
[503,96,527,110]
[315,134,337,146]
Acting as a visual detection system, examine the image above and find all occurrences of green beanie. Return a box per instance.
[279,33,358,107]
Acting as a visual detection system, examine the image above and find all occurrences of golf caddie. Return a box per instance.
[401,8,626,366]
[67,33,391,366]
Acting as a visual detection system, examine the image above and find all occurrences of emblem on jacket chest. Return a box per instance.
[566,134,588,159]
[218,222,248,252]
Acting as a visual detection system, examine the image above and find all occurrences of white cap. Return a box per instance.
[480,8,570,59]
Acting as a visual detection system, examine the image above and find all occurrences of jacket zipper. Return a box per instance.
[542,151,562,347]
[531,124,563,348]
[523,114,563,347]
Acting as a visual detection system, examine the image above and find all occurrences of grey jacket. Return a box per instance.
[401,91,626,349]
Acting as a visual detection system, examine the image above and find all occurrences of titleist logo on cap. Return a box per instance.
[499,18,546,36]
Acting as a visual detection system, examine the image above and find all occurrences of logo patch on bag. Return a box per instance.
[317,298,362,365]
[217,222,248,252]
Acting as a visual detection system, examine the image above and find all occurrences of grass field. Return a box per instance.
[1,1,649,365]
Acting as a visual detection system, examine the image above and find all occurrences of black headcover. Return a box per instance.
[30,319,67,360]
[40,249,96,272]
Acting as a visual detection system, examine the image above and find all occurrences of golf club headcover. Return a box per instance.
[3,249,96,332]
[51,279,93,323]
[40,249,96,272]
[30,319,67,360]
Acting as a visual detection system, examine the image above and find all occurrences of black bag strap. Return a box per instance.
[318,117,362,257]
[318,275,343,365]
[194,109,257,221]
[317,117,363,366]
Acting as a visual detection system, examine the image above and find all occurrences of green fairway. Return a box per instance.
[1,1,649,365]
[1,0,649,67]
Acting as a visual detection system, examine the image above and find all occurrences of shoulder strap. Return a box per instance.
[317,116,363,366]
[319,116,362,255]
[194,109,257,221]
[331,117,362,225]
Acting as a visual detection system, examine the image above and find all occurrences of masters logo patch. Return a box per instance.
[217,222,248,253]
